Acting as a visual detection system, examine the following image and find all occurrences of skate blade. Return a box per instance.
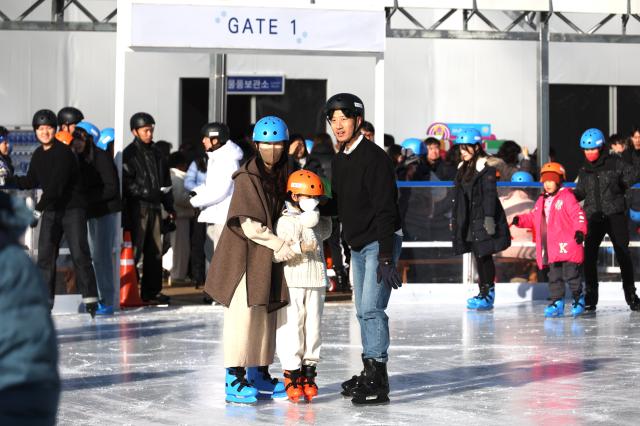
[351,395,390,406]
[225,396,258,405]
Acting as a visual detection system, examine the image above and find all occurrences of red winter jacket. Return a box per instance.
[515,188,587,269]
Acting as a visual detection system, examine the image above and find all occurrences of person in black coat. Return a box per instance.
[574,128,640,312]
[122,112,175,304]
[72,127,122,314]
[4,110,99,315]
[451,129,510,310]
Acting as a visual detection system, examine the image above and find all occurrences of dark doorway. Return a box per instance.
[617,86,640,138]
[179,78,209,150]
[180,78,327,148]
[255,79,327,138]
[550,85,609,180]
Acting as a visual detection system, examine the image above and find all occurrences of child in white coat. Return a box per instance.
[275,170,332,403]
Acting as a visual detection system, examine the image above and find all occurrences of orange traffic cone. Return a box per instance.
[120,231,144,308]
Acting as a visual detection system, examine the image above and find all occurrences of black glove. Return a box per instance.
[188,191,197,199]
[574,230,585,244]
[376,258,402,290]
[511,216,519,226]
[484,216,496,236]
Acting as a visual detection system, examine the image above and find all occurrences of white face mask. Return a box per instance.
[299,197,319,212]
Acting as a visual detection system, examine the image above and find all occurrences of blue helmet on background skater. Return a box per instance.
[580,128,605,149]
[401,138,426,156]
[253,116,289,143]
[454,128,482,145]
[96,127,114,151]
[511,171,534,183]
[76,121,100,142]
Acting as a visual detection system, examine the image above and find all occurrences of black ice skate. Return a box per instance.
[351,358,390,406]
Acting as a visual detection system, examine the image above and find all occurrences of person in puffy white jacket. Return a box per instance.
[275,170,332,403]
[189,123,244,261]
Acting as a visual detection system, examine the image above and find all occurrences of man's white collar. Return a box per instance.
[344,134,364,155]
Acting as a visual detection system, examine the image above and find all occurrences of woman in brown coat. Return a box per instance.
[204,116,294,404]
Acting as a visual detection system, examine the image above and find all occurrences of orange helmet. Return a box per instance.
[539,162,566,181]
[287,170,324,196]
[55,130,73,145]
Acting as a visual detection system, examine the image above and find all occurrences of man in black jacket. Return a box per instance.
[3,110,99,315]
[123,112,175,304]
[574,128,640,312]
[325,93,402,405]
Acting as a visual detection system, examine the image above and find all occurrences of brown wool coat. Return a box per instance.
[204,159,289,313]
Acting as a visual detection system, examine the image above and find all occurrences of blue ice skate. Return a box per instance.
[544,299,565,318]
[225,368,258,404]
[95,303,114,316]
[467,288,495,310]
[247,366,287,400]
[571,294,586,317]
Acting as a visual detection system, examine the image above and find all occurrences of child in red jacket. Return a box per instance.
[513,162,588,317]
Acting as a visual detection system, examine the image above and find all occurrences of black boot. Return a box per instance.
[334,267,351,292]
[585,285,598,312]
[341,355,365,397]
[351,358,390,405]
[628,294,640,312]
[85,302,98,319]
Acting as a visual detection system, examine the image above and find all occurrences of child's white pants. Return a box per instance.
[276,287,325,370]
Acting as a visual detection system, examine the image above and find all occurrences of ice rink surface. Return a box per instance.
[56,299,640,425]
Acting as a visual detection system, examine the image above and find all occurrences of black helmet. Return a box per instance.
[200,122,230,144]
[32,109,58,130]
[57,106,84,126]
[324,93,365,121]
[130,112,155,130]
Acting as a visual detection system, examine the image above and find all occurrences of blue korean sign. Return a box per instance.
[448,123,492,137]
[227,76,285,95]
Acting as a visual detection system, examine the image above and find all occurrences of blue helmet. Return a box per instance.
[454,128,482,145]
[580,128,605,149]
[253,116,289,143]
[96,127,114,151]
[305,139,314,154]
[630,209,640,224]
[511,171,534,183]
[401,138,426,156]
[76,121,100,142]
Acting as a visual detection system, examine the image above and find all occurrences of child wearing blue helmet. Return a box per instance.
[204,116,293,404]
[574,128,640,312]
[451,128,511,310]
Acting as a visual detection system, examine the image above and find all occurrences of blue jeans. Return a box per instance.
[88,213,117,307]
[351,234,402,363]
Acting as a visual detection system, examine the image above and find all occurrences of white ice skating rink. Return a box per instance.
[56,296,640,425]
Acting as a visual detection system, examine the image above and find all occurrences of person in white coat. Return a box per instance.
[189,123,244,260]
[275,170,332,403]
[168,152,195,284]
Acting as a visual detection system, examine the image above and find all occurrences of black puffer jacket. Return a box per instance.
[122,139,174,228]
[78,146,122,219]
[451,157,511,257]
[305,142,334,179]
[574,152,638,221]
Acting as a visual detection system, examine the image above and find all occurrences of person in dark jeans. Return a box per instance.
[71,126,122,315]
[3,110,99,316]
[325,93,402,406]
[574,128,640,312]
[122,112,175,304]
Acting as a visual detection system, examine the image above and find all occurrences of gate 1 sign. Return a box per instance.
[130,3,385,54]
[227,76,284,95]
